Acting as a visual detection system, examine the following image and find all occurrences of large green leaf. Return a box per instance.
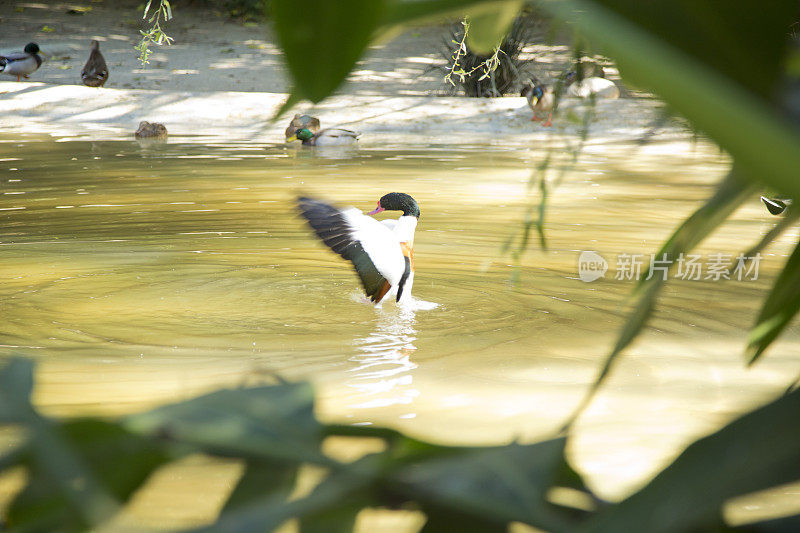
[465,0,524,54]
[222,459,298,513]
[542,0,800,199]
[271,0,387,103]
[7,419,170,532]
[584,386,800,533]
[590,0,794,99]
[0,357,35,423]
[382,0,508,27]
[125,384,327,465]
[390,438,590,531]
[195,456,381,533]
[0,358,121,529]
[746,239,800,364]
[298,491,369,533]
[735,513,800,533]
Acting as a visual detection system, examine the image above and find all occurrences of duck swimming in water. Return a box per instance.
[285,114,361,146]
[285,114,321,138]
[1,42,44,82]
[287,126,362,146]
[297,193,420,304]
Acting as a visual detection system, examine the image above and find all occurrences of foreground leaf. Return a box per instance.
[0,357,35,423]
[542,0,800,200]
[196,456,381,533]
[271,0,386,103]
[746,239,800,364]
[585,387,800,532]
[466,0,524,54]
[222,459,298,512]
[390,438,590,531]
[125,383,327,465]
[7,419,169,532]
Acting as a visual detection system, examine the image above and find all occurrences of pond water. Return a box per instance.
[1,133,799,528]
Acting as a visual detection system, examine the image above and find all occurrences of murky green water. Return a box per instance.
[2,134,799,527]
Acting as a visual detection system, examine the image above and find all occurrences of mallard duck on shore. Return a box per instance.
[0,43,45,82]
[81,40,108,87]
[521,79,554,126]
[285,114,361,146]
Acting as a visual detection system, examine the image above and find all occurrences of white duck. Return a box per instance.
[297,193,420,304]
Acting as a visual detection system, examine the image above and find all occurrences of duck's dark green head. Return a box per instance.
[296,128,314,142]
[24,42,40,54]
[368,192,420,218]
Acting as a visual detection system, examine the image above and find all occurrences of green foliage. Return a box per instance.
[443,15,536,97]
[136,0,175,65]
[4,357,800,531]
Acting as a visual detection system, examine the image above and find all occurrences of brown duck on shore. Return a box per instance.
[81,40,108,87]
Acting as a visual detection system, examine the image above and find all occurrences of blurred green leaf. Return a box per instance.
[271,0,386,103]
[298,491,369,533]
[125,384,327,464]
[466,1,524,54]
[735,513,800,533]
[589,0,794,99]
[0,357,35,423]
[420,509,506,532]
[542,0,800,199]
[223,459,298,512]
[8,419,167,532]
[391,438,589,531]
[746,239,800,364]
[383,0,503,26]
[197,456,380,533]
[585,386,800,533]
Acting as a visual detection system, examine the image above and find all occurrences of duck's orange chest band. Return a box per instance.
[400,242,415,271]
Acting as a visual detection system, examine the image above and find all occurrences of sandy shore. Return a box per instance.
[0,1,683,144]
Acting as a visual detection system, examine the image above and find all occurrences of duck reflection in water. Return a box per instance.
[346,306,420,411]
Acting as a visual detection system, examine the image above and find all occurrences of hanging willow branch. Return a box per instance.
[135,0,175,65]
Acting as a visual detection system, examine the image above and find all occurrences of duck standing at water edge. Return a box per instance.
[0,43,45,82]
[297,193,419,305]
[81,40,108,87]
[521,79,555,126]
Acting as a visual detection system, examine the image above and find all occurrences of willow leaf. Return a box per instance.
[746,239,800,364]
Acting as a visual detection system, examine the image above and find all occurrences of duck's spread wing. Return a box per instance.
[298,197,403,302]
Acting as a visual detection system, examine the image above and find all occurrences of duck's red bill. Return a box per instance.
[367,205,384,215]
